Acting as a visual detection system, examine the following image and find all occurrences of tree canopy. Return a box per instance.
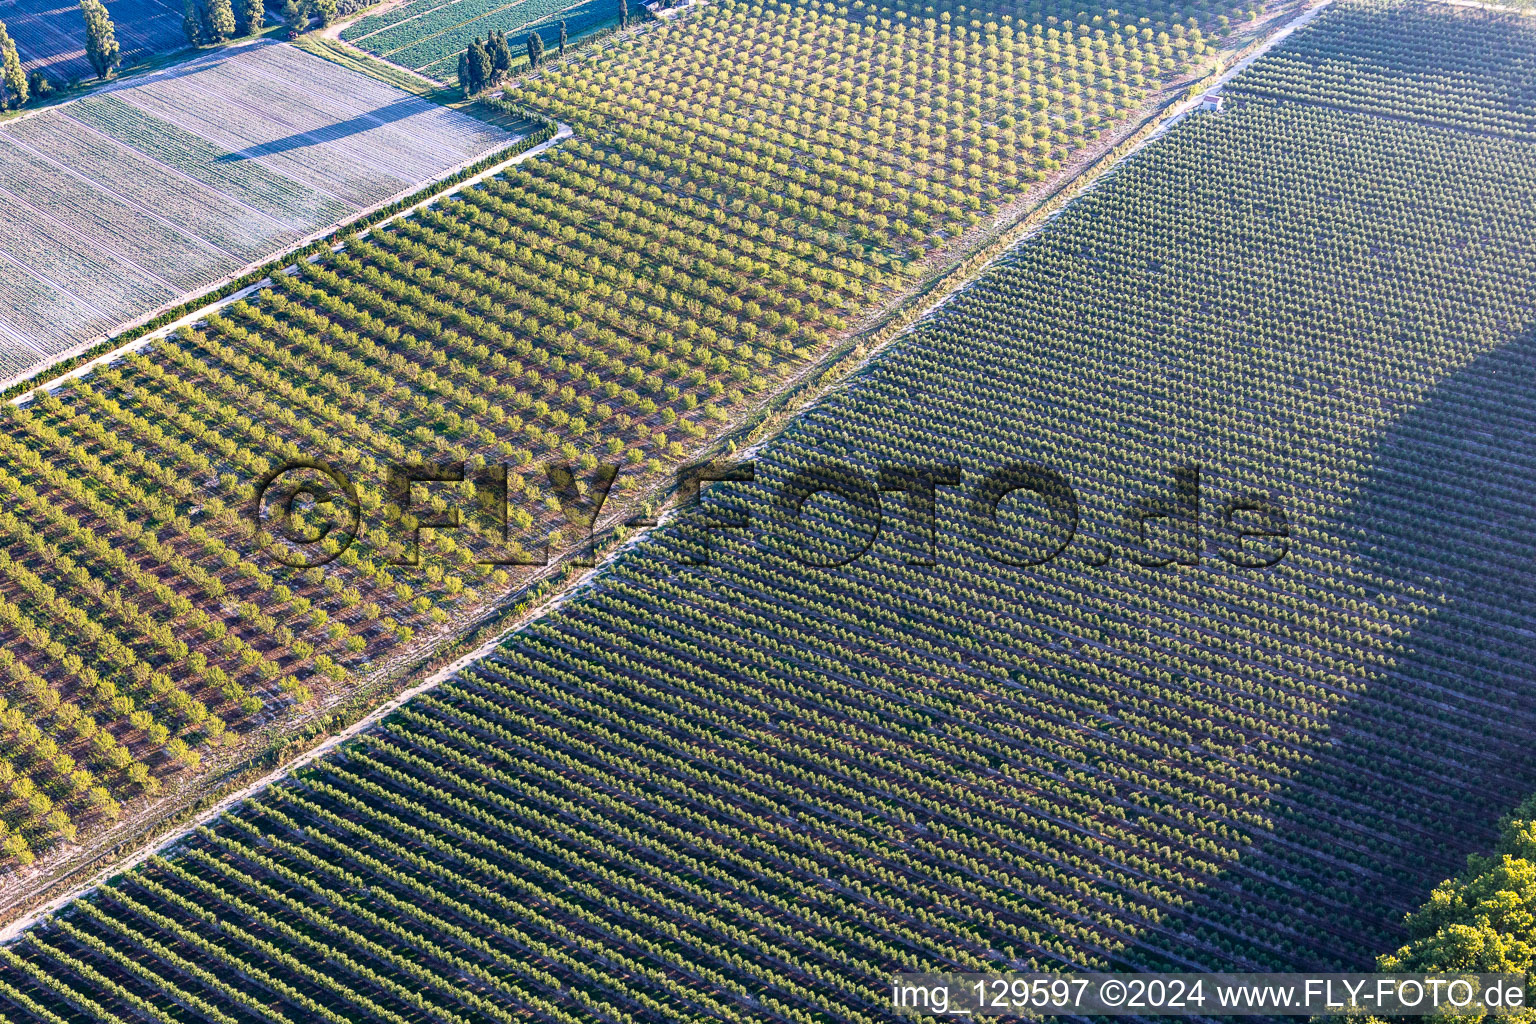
[80,0,119,79]
[1379,795,1536,1021]
[0,19,27,109]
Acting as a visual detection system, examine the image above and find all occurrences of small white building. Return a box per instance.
[644,0,707,17]
[1197,90,1226,114]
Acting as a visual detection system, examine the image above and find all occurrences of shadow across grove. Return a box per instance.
[1130,328,1536,972]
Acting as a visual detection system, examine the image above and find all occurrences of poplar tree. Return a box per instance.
[558,19,566,56]
[466,37,490,92]
[0,20,27,110]
[80,0,120,79]
[526,29,543,68]
[239,0,263,33]
[490,30,512,79]
[182,0,202,44]
[619,0,627,29]
[206,0,236,42]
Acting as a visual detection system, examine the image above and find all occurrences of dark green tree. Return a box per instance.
[526,29,543,68]
[239,0,263,33]
[0,19,27,110]
[466,37,491,92]
[205,0,235,42]
[490,30,511,79]
[1379,794,1536,995]
[281,0,309,35]
[80,0,119,79]
[458,49,471,96]
[182,0,202,43]
[314,0,337,27]
[558,19,566,56]
[619,0,627,28]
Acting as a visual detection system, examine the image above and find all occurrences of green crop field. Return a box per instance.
[0,2,1531,1019]
[341,0,619,78]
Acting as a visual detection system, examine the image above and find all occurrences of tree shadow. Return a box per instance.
[213,95,432,161]
[1132,329,1536,972]
[104,51,230,87]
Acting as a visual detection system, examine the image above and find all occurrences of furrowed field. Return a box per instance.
[0,0,1219,869]
[0,2,1532,1020]
[0,40,515,373]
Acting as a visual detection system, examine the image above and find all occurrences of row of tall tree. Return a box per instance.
[182,0,264,44]
[177,0,343,45]
[459,0,634,97]
[0,0,639,108]
[458,29,514,96]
